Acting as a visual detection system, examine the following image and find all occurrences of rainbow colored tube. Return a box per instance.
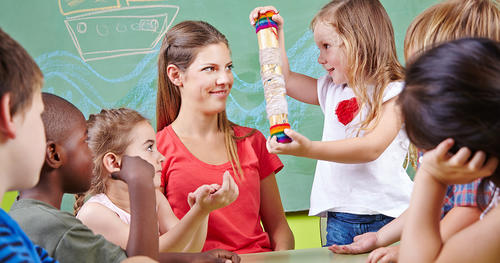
[254,11,292,143]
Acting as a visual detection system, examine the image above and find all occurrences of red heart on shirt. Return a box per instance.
[335,97,359,125]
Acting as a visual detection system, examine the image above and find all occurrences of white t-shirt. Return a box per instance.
[309,75,413,217]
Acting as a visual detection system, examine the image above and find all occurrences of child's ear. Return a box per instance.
[45,141,62,168]
[166,64,183,87]
[103,152,121,174]
[0,93,17,139]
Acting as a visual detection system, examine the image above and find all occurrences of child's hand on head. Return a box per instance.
[111,155,155,183]
[267,128,312,157]
[190,171,239,213]
[420,138,498,185]
[249,6,283,29]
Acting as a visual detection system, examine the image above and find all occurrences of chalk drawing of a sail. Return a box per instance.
[60,0,179,62]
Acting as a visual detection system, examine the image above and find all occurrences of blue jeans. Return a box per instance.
[325,212,394,246]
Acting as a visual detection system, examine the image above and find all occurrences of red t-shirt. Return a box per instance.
[156,125,283,254]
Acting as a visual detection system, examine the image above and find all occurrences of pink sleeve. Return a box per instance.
[253,130,284,180]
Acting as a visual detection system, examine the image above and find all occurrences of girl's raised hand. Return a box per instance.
[266,128,312,157]
[249,6,283,29]
[420,138,498,185]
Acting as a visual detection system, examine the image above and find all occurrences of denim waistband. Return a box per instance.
[327,211,392,224]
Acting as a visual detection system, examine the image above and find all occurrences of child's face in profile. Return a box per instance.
[313,21,348,85]
[60,113,93,193]
[123,121,165,188]
[12,91,46,190]
[178,42,233,115]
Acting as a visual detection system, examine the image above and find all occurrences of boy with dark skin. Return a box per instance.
[10,93,240,263]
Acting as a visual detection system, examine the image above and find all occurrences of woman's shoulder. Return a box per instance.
[156,125,173,140]
[156,125,178,153]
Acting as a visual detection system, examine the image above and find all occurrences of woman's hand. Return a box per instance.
[419,138,498,185]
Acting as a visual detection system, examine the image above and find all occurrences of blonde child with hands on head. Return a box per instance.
[250,0,412,246]
[398,37,500,263]
[329,1,500,261]
[75,108,238,253]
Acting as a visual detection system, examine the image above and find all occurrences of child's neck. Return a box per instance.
[0,152,19,204]
[105,179,131,214]
[18,171,64,209]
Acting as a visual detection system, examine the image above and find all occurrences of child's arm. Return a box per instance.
[331,195,483,263]
[180,185,219,251]
[329,209,406,254]
[156,187,209,252]
[77,202,133,249]
[158,249,240,263]
[260,173,294,251]
[365,205,483,263]
[157,172,238,252]
[400,139,499,263]
[77,155,159,259]
[268,97,402,163]
[249,6,319,105]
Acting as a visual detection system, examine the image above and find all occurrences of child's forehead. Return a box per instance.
[131,120,155,135]
[313,21,342,45]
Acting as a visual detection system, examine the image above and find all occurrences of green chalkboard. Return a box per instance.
[0,0,436,212]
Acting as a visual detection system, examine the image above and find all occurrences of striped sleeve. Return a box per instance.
[0,223,58,263]
[0,223,35,262]
[35,246,57,263]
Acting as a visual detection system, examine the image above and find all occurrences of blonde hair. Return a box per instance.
[157,21,252,177]
[74,108,148,215]
[405,0,500,62]
[311,0,404,134]
[403,0,500,167]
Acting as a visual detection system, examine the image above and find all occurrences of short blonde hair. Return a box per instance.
[404,0,500,62]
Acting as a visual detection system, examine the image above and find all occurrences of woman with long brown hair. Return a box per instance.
[156,20,294,253]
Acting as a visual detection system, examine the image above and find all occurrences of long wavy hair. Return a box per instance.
[157,20,251,177]
[399,38,500,209]
[311,0,404,134]
[74,108,148,215]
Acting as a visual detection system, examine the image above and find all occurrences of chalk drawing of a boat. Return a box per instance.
[60,0,179,62]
